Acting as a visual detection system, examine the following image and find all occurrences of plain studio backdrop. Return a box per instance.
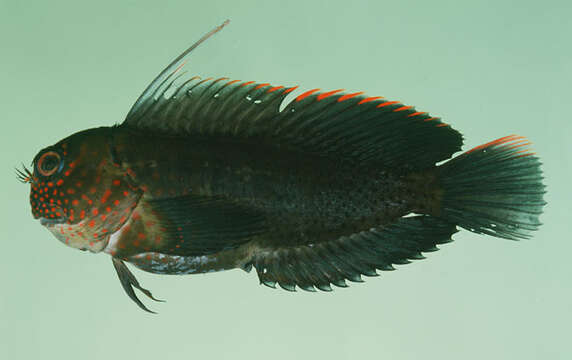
[1,0,570,359]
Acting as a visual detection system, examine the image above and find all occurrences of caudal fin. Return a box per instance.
[437,135,546,240]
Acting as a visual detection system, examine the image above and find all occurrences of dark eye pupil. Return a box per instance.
[41,155,59,172]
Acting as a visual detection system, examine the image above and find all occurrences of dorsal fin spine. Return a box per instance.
[376,101,399,108]
[407,111,427,117]
[267,85,284,93]
[316,89,344,101]
[424,117,439,122]
[284,86,298,94]
[358,96,383,105]
[296,89,321,102]
[337,92,364,102]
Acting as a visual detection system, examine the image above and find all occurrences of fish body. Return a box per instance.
[107,125,421,271]
[23,21,546,312]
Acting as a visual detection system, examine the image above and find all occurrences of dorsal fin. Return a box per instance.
[126,20,230,121]
[122,23,463,169]
[125,76,294,139]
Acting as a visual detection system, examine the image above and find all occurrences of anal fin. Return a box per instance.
[250,216,457,292]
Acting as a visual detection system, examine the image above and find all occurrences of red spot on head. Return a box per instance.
[56,179,64,186]
[113,179,121,186]
[101,189,112,204]
[92,208,99,216]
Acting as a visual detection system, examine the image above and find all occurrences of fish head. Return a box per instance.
[25,127,141,253]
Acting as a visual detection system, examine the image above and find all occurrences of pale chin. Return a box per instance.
[39,217,66,227]
[40,218,109,253]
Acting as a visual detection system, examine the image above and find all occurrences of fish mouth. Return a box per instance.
[39,217,67,227]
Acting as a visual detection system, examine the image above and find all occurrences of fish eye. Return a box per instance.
[36,151,62,177]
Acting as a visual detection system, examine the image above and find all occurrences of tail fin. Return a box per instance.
[437,135,546,240]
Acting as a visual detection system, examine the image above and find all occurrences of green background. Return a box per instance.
[1,0,570,359]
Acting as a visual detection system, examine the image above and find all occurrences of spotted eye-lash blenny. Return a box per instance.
[21,20,546,313]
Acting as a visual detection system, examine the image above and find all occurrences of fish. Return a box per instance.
[20,20,546,313]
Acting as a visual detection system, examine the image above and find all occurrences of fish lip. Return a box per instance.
[39,217,67,227]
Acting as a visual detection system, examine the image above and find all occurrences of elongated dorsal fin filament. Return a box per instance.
[126,20,230,120]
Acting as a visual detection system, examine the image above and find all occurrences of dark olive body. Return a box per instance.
[111,125,430,251]
[25,22,545,312]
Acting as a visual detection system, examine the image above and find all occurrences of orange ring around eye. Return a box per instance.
[37,151,61,177]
